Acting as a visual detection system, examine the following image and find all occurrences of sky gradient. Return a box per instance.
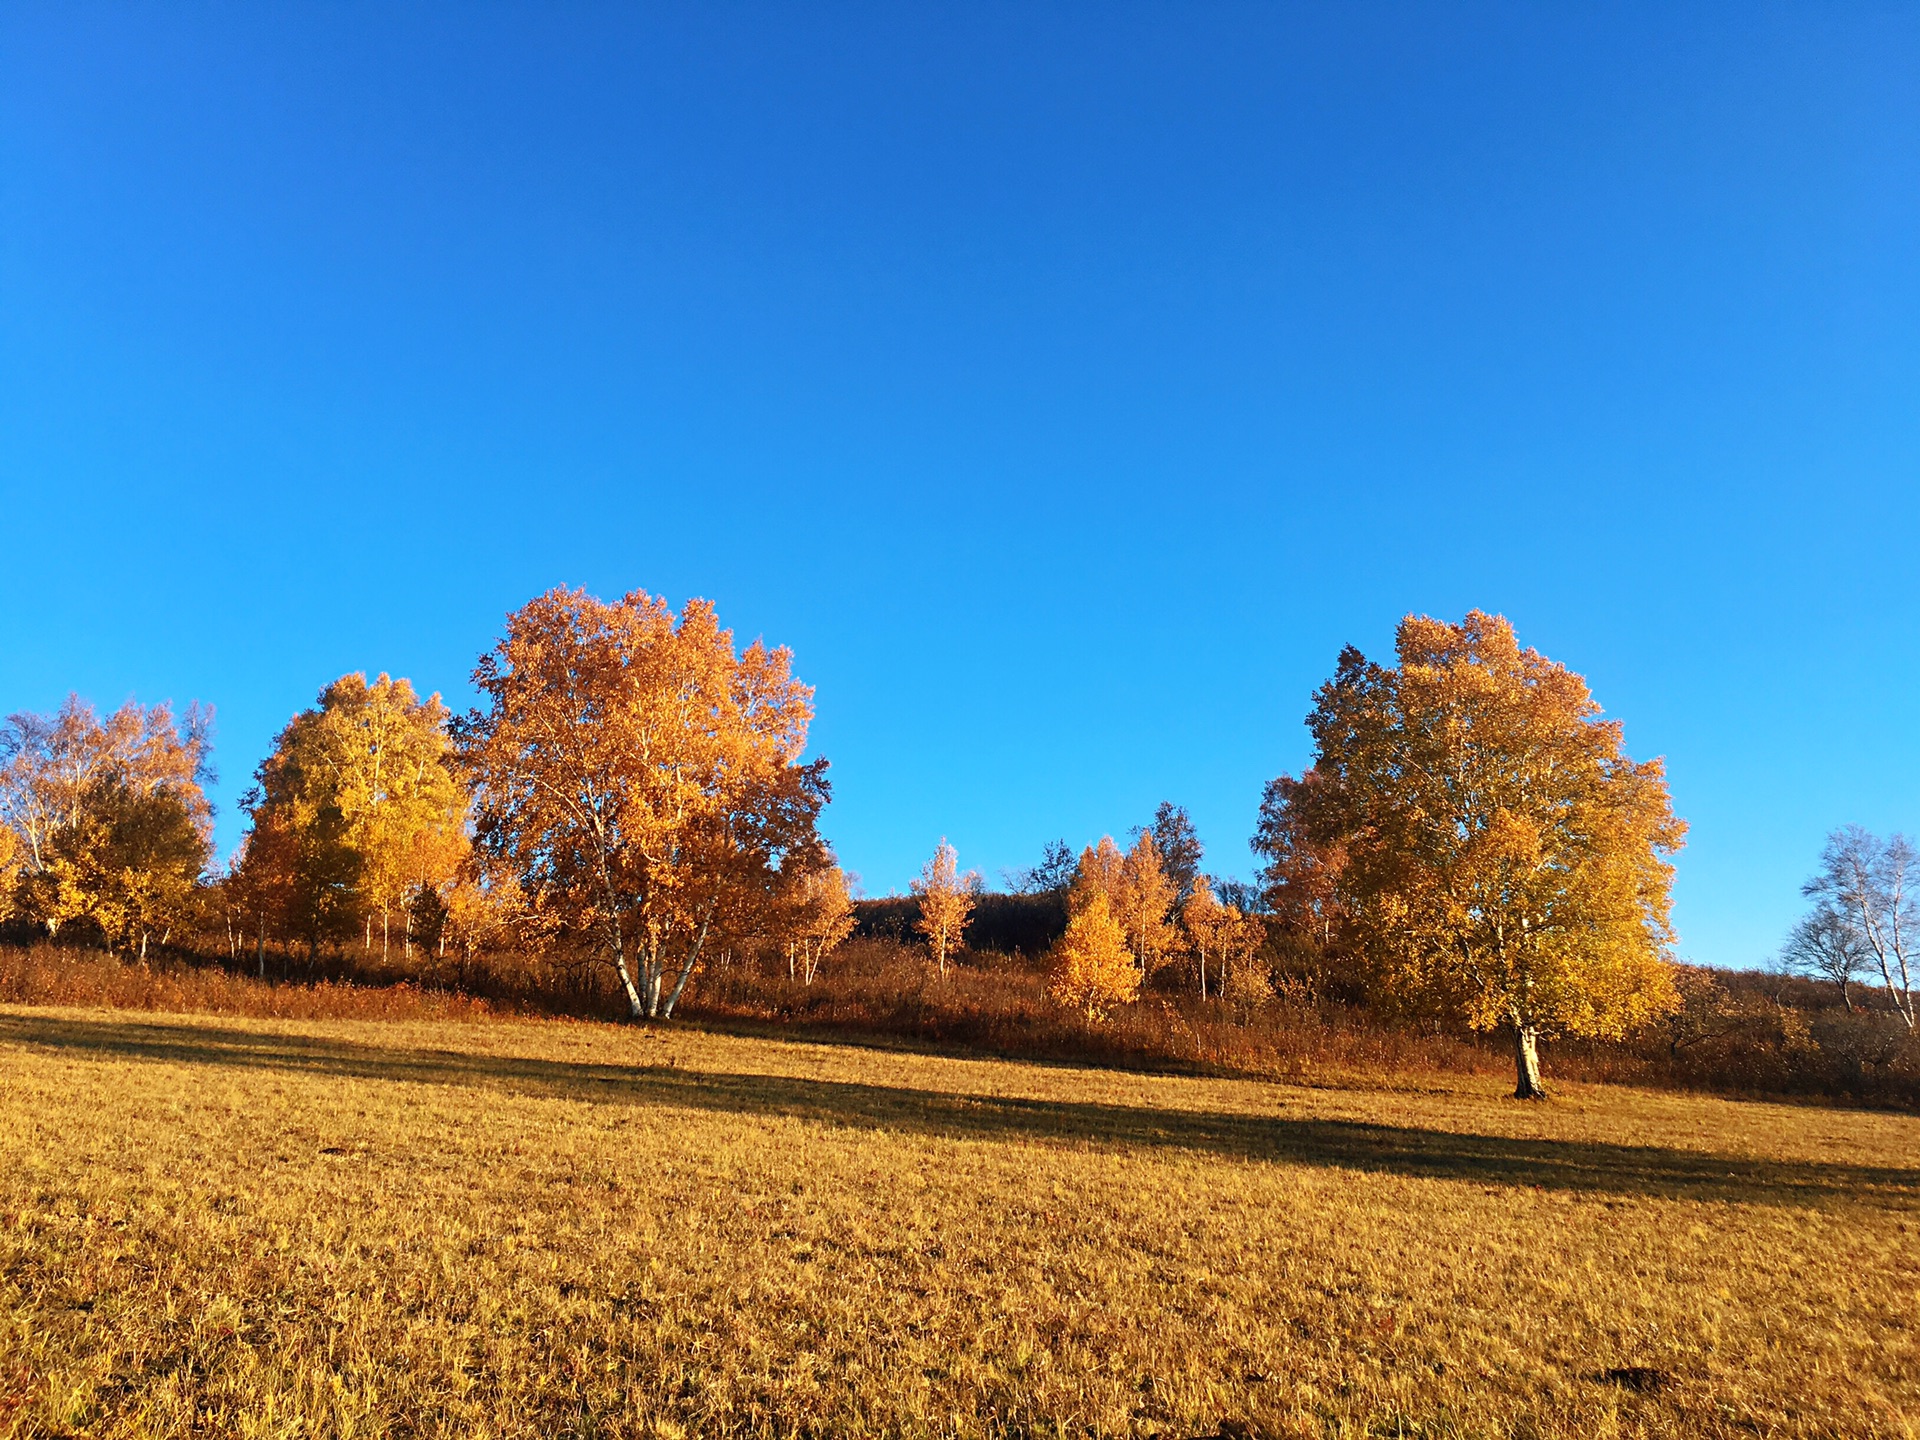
[4,4,1919,968]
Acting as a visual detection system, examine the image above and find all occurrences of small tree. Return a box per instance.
[913,839,977,976]
[1048,892,1139,1019]
[1802,827,1918,1031]
[1781,904,1870,1012]
[1181,878,1231,999]
[788,863,855,984]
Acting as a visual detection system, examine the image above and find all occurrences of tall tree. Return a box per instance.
[1,696,215,943]
[913,839,977,976]
[1068,837,1126,916]
[456,588,828,1020]
[1116,831,1178,981]
[1145,802,1204,905]
[1277,613,1686,1099]
[1801,827,1918,1031]
[1047,891,1139,1019]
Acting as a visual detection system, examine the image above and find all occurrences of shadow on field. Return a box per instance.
[5,1012,1915,1210]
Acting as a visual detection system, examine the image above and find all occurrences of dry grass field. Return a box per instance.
[0,1005,1915,1439]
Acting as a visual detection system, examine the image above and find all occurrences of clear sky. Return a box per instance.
[4,4,1918,968]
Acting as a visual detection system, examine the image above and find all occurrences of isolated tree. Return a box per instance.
[1147,802,1205,905]
[787,861,855,983]
[1,696,215,942]
[1781,905,1869,1012]
[913,839,977,976]
[457,588,828,1020]
[1282,612,1686,1099]
[1802,827,1918,1031]
[1048,891,1139,1019]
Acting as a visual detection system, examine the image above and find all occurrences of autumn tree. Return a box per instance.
[786,861,855,983]
[456,588,828,1020]
[1068,837,1125,916]
[1801,826,1918,1031]
[1182,877,1231,999]
[0,696,215,947]
[913,839,977,976]
[1274,612,1686,1099]
[235,674,467,964]
[1253,770,1348,985]
[1117,831,1178,980]
[1047,891,1139,1019]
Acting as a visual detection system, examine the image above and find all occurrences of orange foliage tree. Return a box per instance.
[785,861,855,983]
[913,839,977,976]
[234,674,467,963]
[1048,891,1139,1018]
[1274,612,1686,1098]
[455,588,829,1020]
[0,695,215,951]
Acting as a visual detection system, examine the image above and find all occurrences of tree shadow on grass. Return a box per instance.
[4,1011,1915,1211]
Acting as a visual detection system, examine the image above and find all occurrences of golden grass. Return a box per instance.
[1,1005,1915,1439]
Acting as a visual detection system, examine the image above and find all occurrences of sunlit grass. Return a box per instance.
[1,1004,1915,1437]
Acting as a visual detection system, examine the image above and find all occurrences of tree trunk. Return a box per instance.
[1513,1024,1547,1100]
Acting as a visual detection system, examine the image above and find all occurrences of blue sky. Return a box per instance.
[4,4,1918,968]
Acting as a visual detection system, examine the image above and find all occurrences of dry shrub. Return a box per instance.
[0,944,504,1023]
[688,937,1511,1085]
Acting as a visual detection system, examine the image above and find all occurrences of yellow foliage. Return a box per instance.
[1293,611,1686,1090]
[913,840,976,976]
[1048,891,1140,1018]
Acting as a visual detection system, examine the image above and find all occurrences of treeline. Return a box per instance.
[3,593,1916,1104]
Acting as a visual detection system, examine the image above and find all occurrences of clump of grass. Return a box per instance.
[2,1004,1915,1437]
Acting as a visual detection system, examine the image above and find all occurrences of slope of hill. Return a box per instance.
[2,1005,1915,1437]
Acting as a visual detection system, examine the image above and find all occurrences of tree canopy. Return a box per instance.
[1262,611,1686,1097]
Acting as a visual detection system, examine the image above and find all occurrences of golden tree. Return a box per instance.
[1067,837,1125,916]
[1181,877,1230,999]
[1048,891,1139,1018]
[786,862,855,984]
[1117,831,1178,980]
[456,588,828,1020]
[236,674,467,963]
[913,839,977,976]
[1282,612,1685,1098]
[0,696,214,946]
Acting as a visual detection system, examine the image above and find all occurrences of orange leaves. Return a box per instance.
[456,587,828,1018]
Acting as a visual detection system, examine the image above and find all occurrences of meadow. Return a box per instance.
[2,1001,1916,1439]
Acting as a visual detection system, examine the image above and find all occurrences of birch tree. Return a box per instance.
[456,587,828,1020]
[1276,612,1686,1099]
[913,839,977,976]
[1801,827,1918,1030]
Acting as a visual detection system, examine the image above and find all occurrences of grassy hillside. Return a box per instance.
[1,1006,1915,1438]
